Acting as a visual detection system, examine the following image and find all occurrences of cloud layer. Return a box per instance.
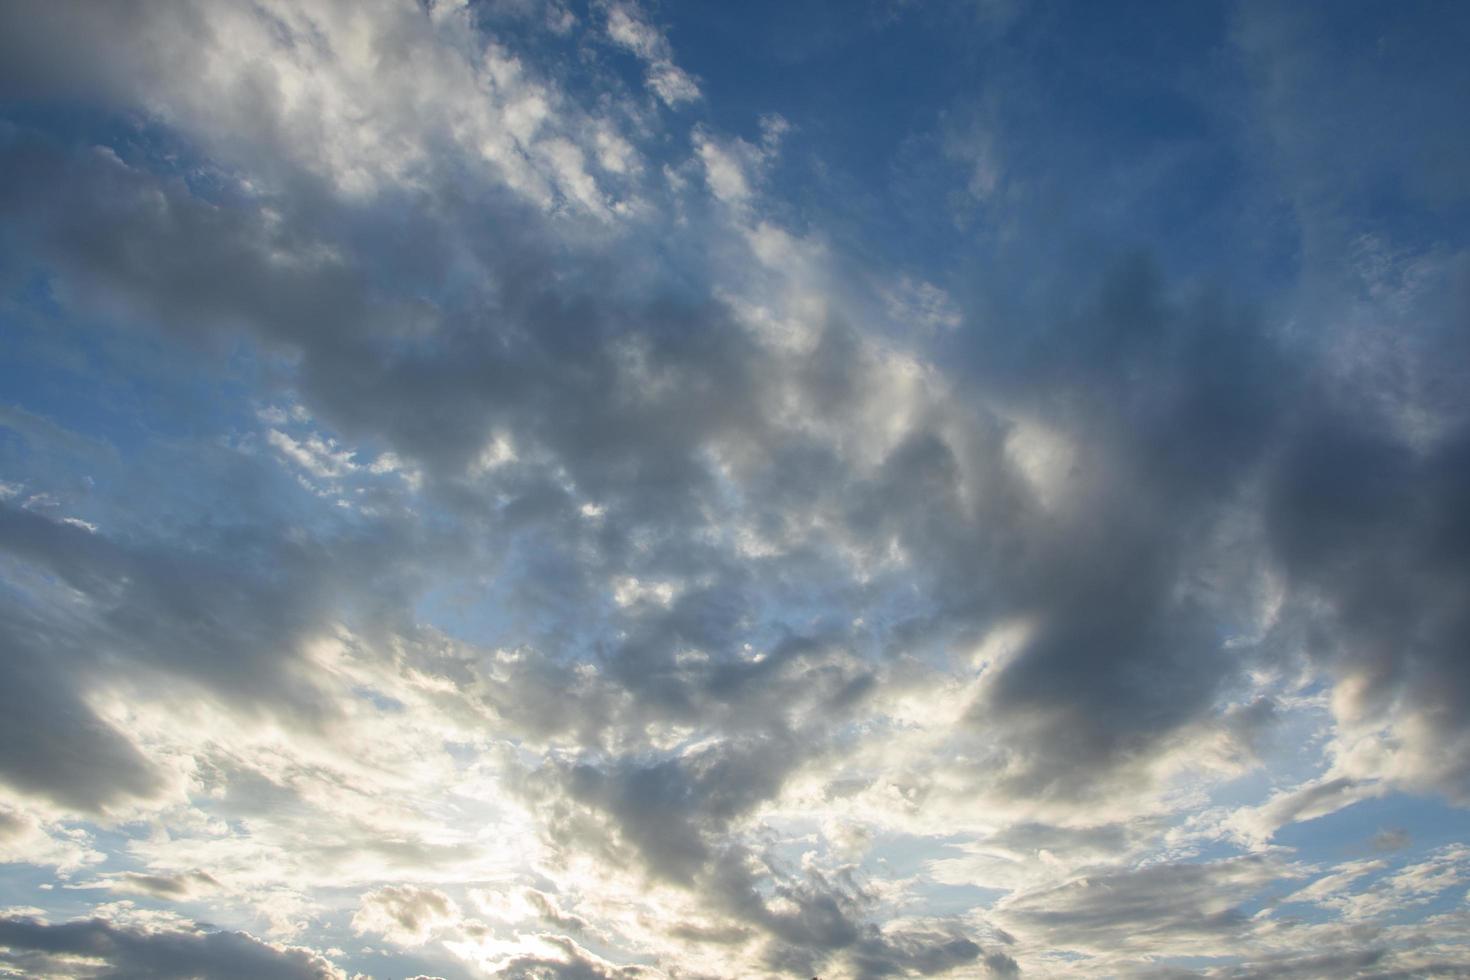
[1,0,1467,977]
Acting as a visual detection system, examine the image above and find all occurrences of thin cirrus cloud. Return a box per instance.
[0,0,1467,978]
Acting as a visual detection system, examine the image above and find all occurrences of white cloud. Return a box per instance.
[605,2,700,106]
[268,429,359,479]
[694,132,752,206]
[353,885,462,946]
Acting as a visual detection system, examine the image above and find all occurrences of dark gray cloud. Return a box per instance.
[522,744,1003,976]
[1181,946,1470,980]
[0,596,163,810]
[898,257,1288,799]
[101,870,222,901]
[1265,406,1470,799]
[0,498,400,809]
[1200,948,1389,979]
[0,915,342,980]
[524,736,805,885]
[490,933,659,979]
[997,855,1292,956]
[845,929,994,979]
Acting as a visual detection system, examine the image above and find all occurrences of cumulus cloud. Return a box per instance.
[0,914,345,979]
[353,885,463,946]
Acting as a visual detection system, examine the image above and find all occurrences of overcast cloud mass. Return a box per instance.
[0,1,1468,977]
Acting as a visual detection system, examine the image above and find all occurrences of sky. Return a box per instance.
[0,1,1468,977]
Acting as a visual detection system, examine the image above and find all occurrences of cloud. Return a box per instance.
[0,914,345,979]
[0,802,103,871]
[0,612,164,811]
[995,854,1299,958]
[0,0,640,211]
[603,2,700,106]
[0,499,370,810]
[1266,409,1470,802]
[268,429,360,480]
[489,933,660,979]
[1224,777,1385,849]
[92,871,223,901]
[0,1,1467,977]
[522,736,806,885]
[353,885,462,946]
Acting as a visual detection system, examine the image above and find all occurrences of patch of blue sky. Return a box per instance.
[0,105,217,195]
[412,571,525,651]
[339,941,460,980]
[0,277,280,487]
[913,880,1010,916]
[1155,953,1248,973]
[0,861,65,913]
[864,830,973,880]
[1185,701,1336,831]
[664,0,1299,303]
[1275,791,1468,865]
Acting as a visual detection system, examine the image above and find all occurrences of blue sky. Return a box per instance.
[1,1,1468,977]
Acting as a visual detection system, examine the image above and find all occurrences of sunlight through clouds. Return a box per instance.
[1,1,1469,977]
